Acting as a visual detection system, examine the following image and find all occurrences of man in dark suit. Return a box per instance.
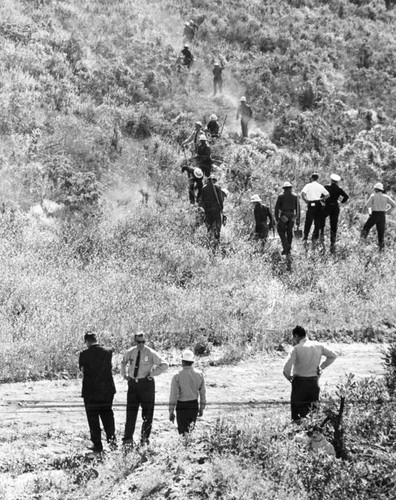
[79,332,116,453]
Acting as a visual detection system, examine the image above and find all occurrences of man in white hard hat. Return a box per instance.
[236,96,253,138]
[182,121,203,153]
[301,173,330,244]
[181,164,204,204]
[275,182,301,255]
[250,194,274,245]
[169,349,206,435]
[321,174,349,253]
[361,182,396,250]
[205,114,220,138]
[196,134,213,176]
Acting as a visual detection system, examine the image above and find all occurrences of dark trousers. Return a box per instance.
[277,217,295,254]
[176,399,199,435]
[213,78,223,95]
[204,208,222,246]
[291,377,320,421]
[241,118,249,138]
[124,378,155,443]
[84,398,115,449]
[188,177,203,205]
[361,211,386,249]
[321,205,339,245]
[304,202,323,241]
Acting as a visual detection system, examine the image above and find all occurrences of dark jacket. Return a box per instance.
[254,203,274,232]
[181,47,194,61]
[323,184,349,207]
[206,120,220,136]
[197,142,212,161]
[237,103,253,120]
[213,66,224,80]
[275,191,300,223]
[79,345,116,402]
[201,180,223,212]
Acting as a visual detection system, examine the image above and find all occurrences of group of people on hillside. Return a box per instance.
[251,173,395,254]
[79,327,338,453]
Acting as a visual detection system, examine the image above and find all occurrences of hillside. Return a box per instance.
[1,0,396,498]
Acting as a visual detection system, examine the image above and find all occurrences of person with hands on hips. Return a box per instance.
[169,349,206,435]
[121,332,168,447]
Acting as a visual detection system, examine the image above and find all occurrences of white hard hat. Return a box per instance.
[330,173,341,182]
[282,181,292,188]
[199,134,207,141]
[250,194,262,203]
[193,167,203,179]
[184,43,189,48]
[210,114,217,121]
[240,96,246,102]
[184,21,190,26]
[221,187,229,197]
[214,62,220,66]
[181,349,195,362]
[374,182,384,191]
[195,121,203,127]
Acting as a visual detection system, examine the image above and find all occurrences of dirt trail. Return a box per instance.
[0,343,385,435]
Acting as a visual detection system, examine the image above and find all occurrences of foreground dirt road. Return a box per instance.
[0,343,385,432]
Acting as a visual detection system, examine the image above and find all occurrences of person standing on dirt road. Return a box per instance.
[275,182,301,256]
[79,332,117,453]
[200,174,224,248]
[250,194,274,245]
[121,332,168,448]
[283,325,337,421]
[236,96,253,138]
[301,173,329,244]
[361,182,396,250]
[169,349,206,435]
[320,174,349,253]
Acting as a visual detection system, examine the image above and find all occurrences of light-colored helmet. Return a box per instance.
[214,62,220,66]
[282,181,292,189]
[199,134,207,141]
[210,114,217,121]
[330,173,341,182]
[193,168,203,179]
[195,121,203,127]
[184,44,189,48]
[250,194,262,203]
[374,182,384,191]
[240,96,246,102]
[181,349,195,362]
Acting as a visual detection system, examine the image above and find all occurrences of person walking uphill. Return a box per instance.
[121,332,168,447]
[321,174,349,253]
[212,62,224,96]
[196,134,213,177]
[79,332,117,453]
[250,194,274,245]
[181,165,203,205]
[361,182,396,250]
[181,44,194,69]
[201,175,224,248]
[301,173,329,244]
[275,182,300,255]
[236,96,253,138]
[283,326,337,421]
[169,350,206,435]
[182,121,203,153]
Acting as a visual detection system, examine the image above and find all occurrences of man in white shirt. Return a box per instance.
[169,349,206,435]
[301,173,329,243]
[283,325,337,421]
[361,182,396,250]
[121,332,168,447]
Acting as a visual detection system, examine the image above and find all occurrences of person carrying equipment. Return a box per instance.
[182,121,203,153]
[196,134,213,177]
[275,182,301,256]
[320,174,349,253]
[181,165,204,205]
[236,96,253,138]
[250,194,275,245]
[213,62,224,96]
[205,114,220,139]
[200,175,224,248]
[181,44,194,69]
[361,182,396,250]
